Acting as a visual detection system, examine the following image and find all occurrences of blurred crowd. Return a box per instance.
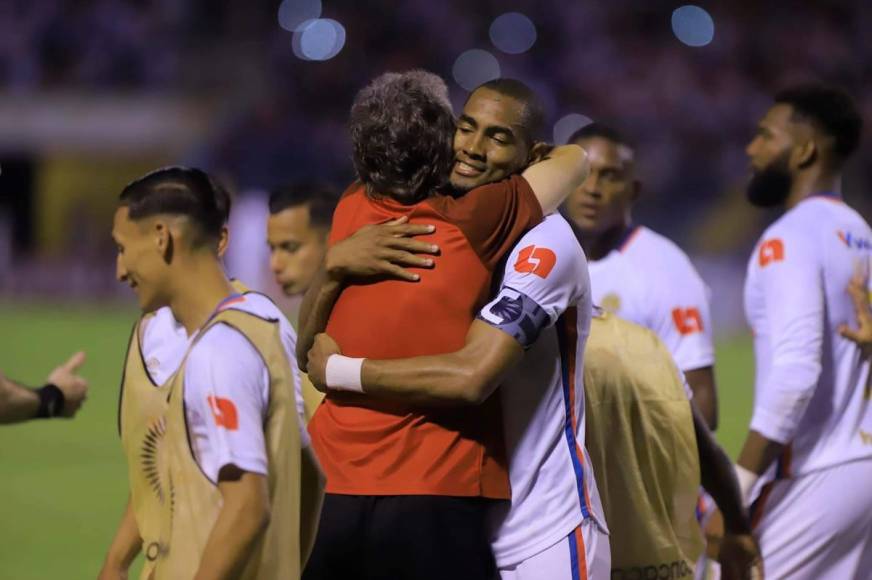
[1,0,871,315]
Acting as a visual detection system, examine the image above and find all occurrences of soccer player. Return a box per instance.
[297,72,588,580]
[564,124,718,429]
[563,124,722,575]
[266,182,339,421]
[583,311,760,580]
[0,352,87,424]
[736,84,872,579]
[103,167,305,579]
[306,210,611,580]
[266,182,339,298]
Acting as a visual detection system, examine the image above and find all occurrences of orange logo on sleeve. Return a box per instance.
[672,307,704,335]
[207,396,239,431]
[758,238,785,267]
[514,245,557,278]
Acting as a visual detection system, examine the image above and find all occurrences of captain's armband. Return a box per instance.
[477,287,550,349]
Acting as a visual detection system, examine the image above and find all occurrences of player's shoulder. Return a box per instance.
[505,213,587,280]
[627,226,702,280]
[140,306,184,348]
[760,200,830,248]
[516,213,582,254]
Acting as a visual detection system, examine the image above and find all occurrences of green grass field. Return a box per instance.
[0,302,756,579]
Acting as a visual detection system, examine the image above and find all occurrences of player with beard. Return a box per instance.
[737,84,872,579]
[297,72,588,580]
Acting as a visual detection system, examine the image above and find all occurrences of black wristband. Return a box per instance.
[35,383,65,419]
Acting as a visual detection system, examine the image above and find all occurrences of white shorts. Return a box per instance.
[752,458,872,580]
[499,519,610,580]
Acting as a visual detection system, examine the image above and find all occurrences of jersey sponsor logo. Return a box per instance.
[837,230,872,250]
[672,307,704,335]
[758,238,785,267]
[207,396,239,431]
[611,559,693,580]
[514,244,557,278]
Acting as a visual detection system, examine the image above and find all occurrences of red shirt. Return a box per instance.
[308,176,542,497]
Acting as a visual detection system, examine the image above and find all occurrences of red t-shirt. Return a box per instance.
[308,175,542,498]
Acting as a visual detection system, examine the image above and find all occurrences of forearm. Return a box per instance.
[362,352,488,405]
[300,447,325,565]
[193,492,269,580]
[0,374,39,424]
[693,405,750,534]
[99,498,142,576]
[296,268,342,371]
[684,367,718,430]
[736,429,784,475]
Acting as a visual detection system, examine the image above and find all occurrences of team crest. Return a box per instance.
[600,293,621,313]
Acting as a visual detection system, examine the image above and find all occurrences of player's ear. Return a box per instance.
[794,138,817,169]
[154,220,174,264]
[217,225,229,258]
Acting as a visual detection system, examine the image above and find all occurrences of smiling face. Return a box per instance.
[266,204,328,296]
[449,87,532,193]
[112,206,170,312]
[565,135,637,235]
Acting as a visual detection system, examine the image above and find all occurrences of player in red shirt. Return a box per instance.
[298,72,588,580]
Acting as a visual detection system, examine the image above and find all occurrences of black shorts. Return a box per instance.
[303,494,500,580]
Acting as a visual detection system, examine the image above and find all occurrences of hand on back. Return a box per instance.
[326,216,439,284]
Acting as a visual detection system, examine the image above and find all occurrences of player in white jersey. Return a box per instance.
[736,84,872,579]
[563,123,718,428]
[138,292,310,462]
[305,212,610,580]
[99,169,320,579]
[563,124,721,577]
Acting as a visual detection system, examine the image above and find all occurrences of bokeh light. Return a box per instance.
[292,19,346,61]
[671,5,715,47]
[489,12,537,55]
[278,0,322,32]
[553,113,593,145]
[452,49,501,91]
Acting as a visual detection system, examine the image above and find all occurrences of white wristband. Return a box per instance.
[325,355,365,393]
[734,464,760,507]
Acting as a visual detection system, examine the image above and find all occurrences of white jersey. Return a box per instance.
[480,214,606,567]
[588,225,714,372]
[744,194,872,478]
[141,292,308,481]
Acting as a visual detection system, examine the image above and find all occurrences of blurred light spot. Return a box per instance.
[293,19,346,61]
[671,5,715,47]
[553,113,593,145]
[489,12,537,54]
[452,49,501,91]
[278,0,322,32]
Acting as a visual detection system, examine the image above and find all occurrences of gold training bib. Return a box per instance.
[584,312,704,580]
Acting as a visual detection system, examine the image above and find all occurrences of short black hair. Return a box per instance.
[567,122,634,151]
[119,166,231,245]
[350,69,455,203]
[268,182,339,230]
[473,78,545,143]
[775,83,863,162]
